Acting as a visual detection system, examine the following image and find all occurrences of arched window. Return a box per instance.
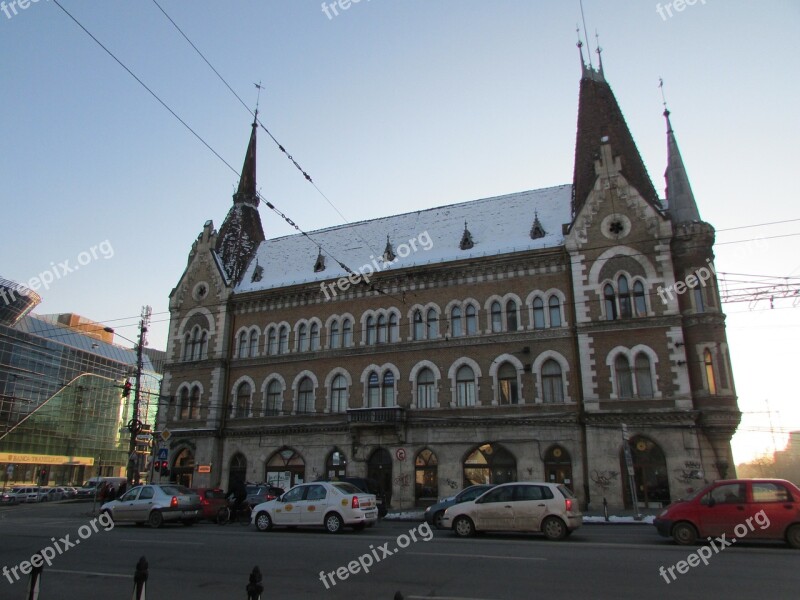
[548,296,561,327]
[544,445,572,489]
[498,362,518,404]
[266,380,282,415]
[248,330,258,357]
[199,330,208,360]
[297,377,314,413]
[279,325,289,354]
[183,332,191,361]
[533,297,545,329]
[389,313,399,342]
[463,443,517,486]
[377,314,387,344]
[366,316,376,345]
[541,359,563,403]
[633,281,647,316]
[179,387,189,419]
[426,308,438,339]
[267,327,277,355]
[604,284,618,320]
[298,323,309,352]
[451,306,462,337]
[490,301,502,332]
[413,310,424,340]
[192,326,203,360]
[265,448,305,490]
[342,318,353,347]
[456,365,476,407]
[310,323,320,351]
[621,436,670,508]
[415,449,438,505]
[235,381,251,417]
[367,372,380,407]
[331,374,348,413]
[330,320,340,349]
[506,300,518,331]
[189,385,200,419]
[416,368,435,408]
[228,453,247,492]
[382,372,395,407]
[615,355,633,398]
[465,304,478,335]
[618,275,632,319]
[704,349,717,395]
[634,353,654,398]
[693,285,705,313]
[237,331,248,358]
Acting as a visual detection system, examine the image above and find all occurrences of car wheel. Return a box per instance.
[148,511,164,529]
[255,511,273,532]
[786,524,800,549]
[325,512,343,534]
[453,516,475,538]
[100,510,114,523]
[433,511,445,530]
[672,522,698,545]
[542,517,567,541]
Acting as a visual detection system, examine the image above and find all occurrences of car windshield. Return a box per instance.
[331,482,363,495]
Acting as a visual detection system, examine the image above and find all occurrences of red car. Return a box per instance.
[191,488,228,521]
[654,478,800,548]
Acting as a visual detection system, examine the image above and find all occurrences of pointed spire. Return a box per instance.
[215,121,266,284]
[572,51,658,217]
[234,115,259,206]
[663,107,701,224]
[459,221,475,250]
[595,31,604,78]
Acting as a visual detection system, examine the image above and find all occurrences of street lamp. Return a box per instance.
[104,322,148,487]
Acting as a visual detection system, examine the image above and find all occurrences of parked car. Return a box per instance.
[441,482,582,540]
[38,487,67,502]
[318,477,388,517]
[245,484,285,508]
[0,489,19,505]
[3,486,41,503]
[100,484,201,528]
[252,481,378,533]
[425,484,495,529]
[62,487,78,499]
[654,478,800,548]
[76,477,127,500]
[191,487,229,521]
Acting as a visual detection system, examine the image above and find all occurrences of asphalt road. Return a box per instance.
[0,500,797,599]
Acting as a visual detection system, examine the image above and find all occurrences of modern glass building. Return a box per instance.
[0,309,160,488]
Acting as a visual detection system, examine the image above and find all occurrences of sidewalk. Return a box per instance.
[384,507,660,524]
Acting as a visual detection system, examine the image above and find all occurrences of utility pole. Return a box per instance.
[126,306,151,487]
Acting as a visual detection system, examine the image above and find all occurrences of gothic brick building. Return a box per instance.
[159,54,739,510]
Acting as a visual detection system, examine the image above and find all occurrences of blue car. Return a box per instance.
[424,484,495,529]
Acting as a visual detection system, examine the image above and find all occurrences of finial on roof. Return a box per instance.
[460,221,475,250]
[659,77,672,131]
[253,81,263,126]
[530,211,546,240]
[383,236,396,262]
[595,30,604,76]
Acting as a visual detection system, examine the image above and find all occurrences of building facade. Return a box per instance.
[160,57,739,510]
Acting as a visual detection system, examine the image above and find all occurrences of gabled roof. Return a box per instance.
[572,70,659,217]
[236,184,572,294]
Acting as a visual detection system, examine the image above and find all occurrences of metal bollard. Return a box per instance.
[246,566,263,600]
[132,556,148,600]
[603,497,609,522]
[26,556,43,600]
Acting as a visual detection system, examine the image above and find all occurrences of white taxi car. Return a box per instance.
[251,481,378,533]
[441,482,582,540]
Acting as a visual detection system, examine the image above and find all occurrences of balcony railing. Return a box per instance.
[346,406,405,424]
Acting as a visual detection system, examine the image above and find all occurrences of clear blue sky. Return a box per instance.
[2,0,798,464]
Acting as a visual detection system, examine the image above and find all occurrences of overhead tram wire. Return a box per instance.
[52,0,402,305]
[148,0,383,261]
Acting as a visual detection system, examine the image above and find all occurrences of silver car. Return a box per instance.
[100,484,201,528]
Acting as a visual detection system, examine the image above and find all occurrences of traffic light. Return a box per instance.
[122,380,132,398]
[159,460,170,476]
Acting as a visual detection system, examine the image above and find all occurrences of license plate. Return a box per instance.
[365,510,377,518]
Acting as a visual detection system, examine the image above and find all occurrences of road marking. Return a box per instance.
[46,568,129,579]
[405,596,502,600]
[406,551,546,561]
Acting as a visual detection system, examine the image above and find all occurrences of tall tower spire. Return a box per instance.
[215,120,266,284]
[661,83,701,224]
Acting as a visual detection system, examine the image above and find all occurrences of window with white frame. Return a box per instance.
[297,377,314,413]
[267,327,278,355]
[248,330,258,357]
[310,322,320,351]
[456,365,476,406]
[704,349,717,395]
[541,359,564,403]
[279,325,289,354]
[330,320,340,349]
[451,306,462,337]
[416,368,436,408]
[426,308,438,339]
[298,323,309,352]
[533,297,545,329]
[389,312,399,342]
[412,310,424,340]
[465,304,478,335]
[330,374,348,413]
[367,371,380,407]
[266,380,282,415]
[237,331,248,358]
[548,296,561,327]
[634,352,654,398]
[615,355,634,398]
[498,362,519,404]
[490,301,502,333]
[234,381,251,417]
[506,300,518,331]
[366,315,376,345]
[342,318,353,347]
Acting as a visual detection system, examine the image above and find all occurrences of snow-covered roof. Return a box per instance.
[237,184,571,293]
